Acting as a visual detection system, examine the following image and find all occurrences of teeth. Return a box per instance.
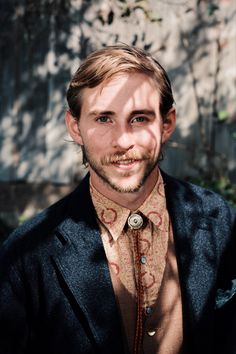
[114,160,135,165]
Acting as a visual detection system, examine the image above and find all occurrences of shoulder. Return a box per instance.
[0,191,69,271]
[3,189,72,247]
[0,175,92,263]
[162,171,235,222]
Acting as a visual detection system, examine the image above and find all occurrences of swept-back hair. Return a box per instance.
[66,44,174,121]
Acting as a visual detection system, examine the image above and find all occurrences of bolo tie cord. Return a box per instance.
[133,229,144,354]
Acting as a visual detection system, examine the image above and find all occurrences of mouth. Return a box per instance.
[102,152,148,169]
[110,159,142,171]
[112,159,139,165]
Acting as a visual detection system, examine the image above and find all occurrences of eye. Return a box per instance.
[96,116,111,123]
[131,116,147,124]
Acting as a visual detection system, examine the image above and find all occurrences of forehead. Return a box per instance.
[81,72,160,112]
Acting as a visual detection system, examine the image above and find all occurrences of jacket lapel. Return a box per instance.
[52,176,124,354]
[51,171,219,352]
[162,172,217,352]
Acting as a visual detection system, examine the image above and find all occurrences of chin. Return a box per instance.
[108,177,144,194]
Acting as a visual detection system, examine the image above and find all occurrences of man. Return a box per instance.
[0,45,235,354]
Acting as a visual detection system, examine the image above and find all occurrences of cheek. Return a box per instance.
[137,130,162,150]
[82,132,107,155]
[86,126,111,141]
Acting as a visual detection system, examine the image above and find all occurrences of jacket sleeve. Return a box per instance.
[0,242,29,354]
[214,205,236,354]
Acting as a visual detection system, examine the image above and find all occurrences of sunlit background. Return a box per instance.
[0,0,236,241]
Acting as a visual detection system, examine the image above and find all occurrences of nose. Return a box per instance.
[111,125,135,150]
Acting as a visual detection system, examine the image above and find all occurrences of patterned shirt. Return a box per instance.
[90,170,183,354]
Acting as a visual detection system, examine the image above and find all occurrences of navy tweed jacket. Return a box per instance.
[0,172,235,354]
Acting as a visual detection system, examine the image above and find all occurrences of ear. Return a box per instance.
[65,111,83,145]
[161,107,176,144]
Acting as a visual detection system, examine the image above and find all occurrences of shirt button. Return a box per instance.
[145,306,153,316]
[140,256,147,264]
[128,213,143,229]
[147,330,156,337]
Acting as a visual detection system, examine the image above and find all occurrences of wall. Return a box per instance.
[0,0,235,234]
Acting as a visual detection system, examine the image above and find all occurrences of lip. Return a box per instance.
[111,159,141,170]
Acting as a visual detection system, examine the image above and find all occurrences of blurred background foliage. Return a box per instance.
[0,0,235,242]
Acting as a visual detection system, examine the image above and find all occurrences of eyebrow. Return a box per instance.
[88,109,155,118]
[130,110,155,118]
[88,110,115,117]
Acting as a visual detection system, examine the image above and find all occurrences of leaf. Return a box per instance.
[232,132,236,140]
[218,110,228,122]
[208,3,219,16]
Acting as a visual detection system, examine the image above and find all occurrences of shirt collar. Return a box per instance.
[90,169,167,242]
[90,183,130,241]
[138,172,167,231]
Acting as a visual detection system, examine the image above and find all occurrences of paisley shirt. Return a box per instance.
[90,169,183,354]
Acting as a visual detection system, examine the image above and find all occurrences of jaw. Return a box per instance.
[92,159,146,190]
[90,166,159,210]
[90,160,158,197]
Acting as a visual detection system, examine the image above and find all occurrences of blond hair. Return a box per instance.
[66,44,174,121]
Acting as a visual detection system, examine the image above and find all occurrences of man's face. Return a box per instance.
[66,73,175,195]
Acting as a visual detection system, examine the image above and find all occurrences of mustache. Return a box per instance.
[101,151,150,165]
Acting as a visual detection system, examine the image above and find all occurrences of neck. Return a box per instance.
[90,169,159,211]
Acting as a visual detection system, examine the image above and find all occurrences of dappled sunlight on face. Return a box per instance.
[75,73,172,203]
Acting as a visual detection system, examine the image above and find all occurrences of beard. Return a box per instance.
[82,145,161,193]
